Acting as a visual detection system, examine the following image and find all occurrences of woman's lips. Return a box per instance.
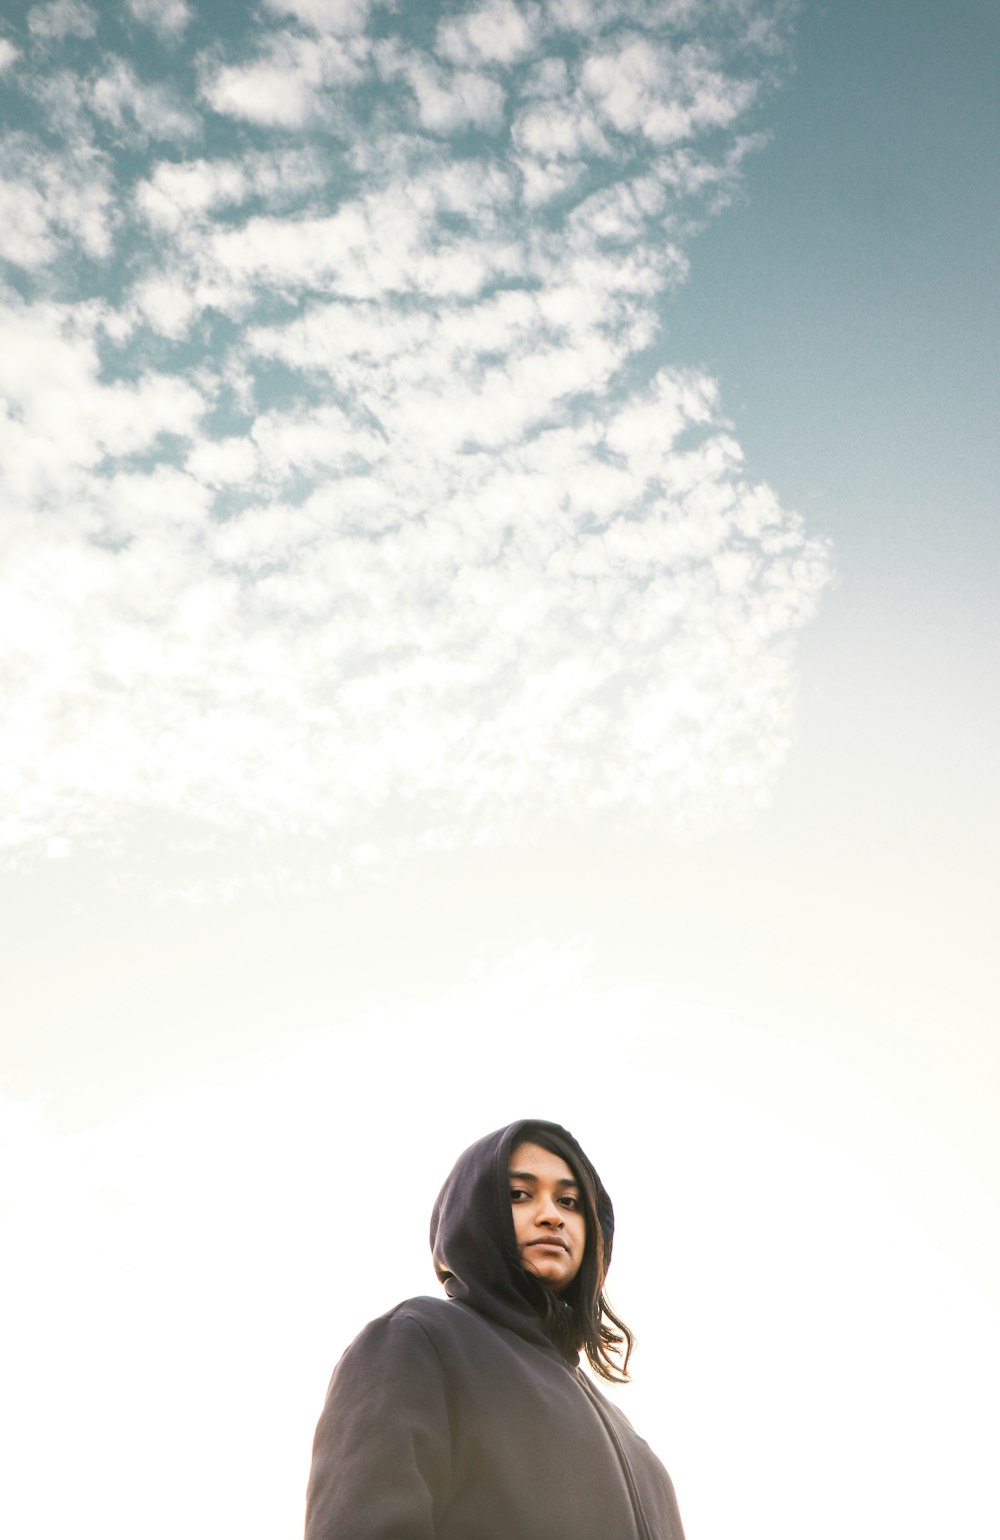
[526,1239,568,1251]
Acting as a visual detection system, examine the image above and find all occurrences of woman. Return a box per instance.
[304,1118,686,1540]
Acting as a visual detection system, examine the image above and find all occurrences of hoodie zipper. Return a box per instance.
[574,1369,655,1540]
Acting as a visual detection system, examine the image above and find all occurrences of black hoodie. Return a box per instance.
[304,1119,686,1540]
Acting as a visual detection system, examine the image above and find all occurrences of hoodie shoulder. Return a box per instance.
[386,1295,454,1325]
[368,1294,512,1359]
[381,1294,479,1345]
[339,1296,465,1358]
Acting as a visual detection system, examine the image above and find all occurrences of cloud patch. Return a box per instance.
[0,0,830,877]
[90,57,200,141]
[27,0,97,42]
[125,0,191,38]
[203,33,367,128]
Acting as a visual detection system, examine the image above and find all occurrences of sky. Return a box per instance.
[1,2,997,1539]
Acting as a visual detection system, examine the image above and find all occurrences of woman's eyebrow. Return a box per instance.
[508,1169,580,1188]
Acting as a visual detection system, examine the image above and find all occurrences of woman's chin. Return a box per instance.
[524,1261,567,1291]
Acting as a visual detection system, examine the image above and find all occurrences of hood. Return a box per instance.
[429,1118,615,1357]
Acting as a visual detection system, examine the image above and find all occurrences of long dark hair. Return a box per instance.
[517,1122,635,1384]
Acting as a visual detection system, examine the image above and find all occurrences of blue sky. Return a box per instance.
[1,5,997,1540]
[674,0,999,603]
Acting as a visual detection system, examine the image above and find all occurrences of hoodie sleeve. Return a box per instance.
[305,1309,453,1540]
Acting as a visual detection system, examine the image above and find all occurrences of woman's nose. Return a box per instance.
[535,1195,563,1225]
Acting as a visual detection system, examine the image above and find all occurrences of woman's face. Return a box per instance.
[508,1141,586,1295]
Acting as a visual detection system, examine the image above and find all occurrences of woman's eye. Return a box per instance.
[560,1196,579,1209]
[510,1188,527,1202]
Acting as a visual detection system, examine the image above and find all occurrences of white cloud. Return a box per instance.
[0,40,19,71]
[251,402,386,475]
[0,298,203,490]
[437,0,540,67]
[136,151,323,231]
[136,158,250,229]
[654,132,769,210]
[242,258,656,449]
[206,56,319,129]
[24,67,89,142]
[125,0,192,38]
[27,0,97,40]
[0,0,827,872]
[521,55,571,97]
[0,139,115,267]
[512,97,610,159]
[203,32,366,127]
[399,54,507,135]
[0,310,829,860]
[185,435,259,487]
[605,368,717,455]
[517,153,586,207]
[131,274,200,338]
[0,179,56,267]
[50,166,114,256]
[193,175,518,306]
[582,37,758,145]
[90,57,200,141]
